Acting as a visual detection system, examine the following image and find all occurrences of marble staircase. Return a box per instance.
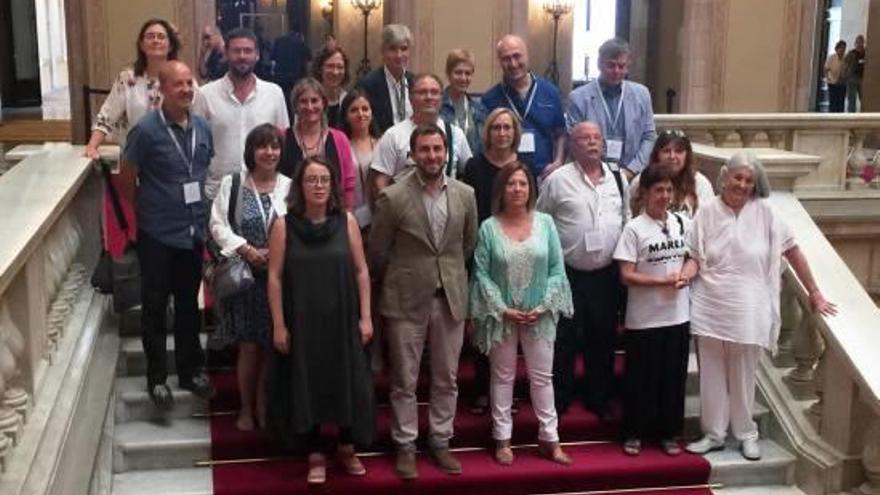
[107,318,806,495]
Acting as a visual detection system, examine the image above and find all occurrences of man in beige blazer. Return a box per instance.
[369,123,478,480]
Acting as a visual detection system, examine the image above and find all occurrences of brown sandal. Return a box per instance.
[537,440,572,465]
[337,445,366,476]
[495,440,514,466]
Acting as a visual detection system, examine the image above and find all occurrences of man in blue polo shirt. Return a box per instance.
[482,35,566,179]
[121,60,214,409]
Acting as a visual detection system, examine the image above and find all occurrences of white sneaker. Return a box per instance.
[685,436,725,454]
[740,438,761,460]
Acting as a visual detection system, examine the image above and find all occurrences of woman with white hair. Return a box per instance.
[680,152,836,460]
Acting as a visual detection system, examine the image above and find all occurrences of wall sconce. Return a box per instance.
[543,0,573,85]
[352,0,382,77]
[320,0,334,37]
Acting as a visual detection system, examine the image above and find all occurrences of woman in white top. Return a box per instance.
[83,19,183,262]
[680,152,836,460]
[613,165,691,457]
[210,124,292,431]
[630,129,714,219]
[84,19,181,158]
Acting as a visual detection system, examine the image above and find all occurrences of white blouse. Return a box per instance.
[210,171,292,257]
[93,69,163,146]
[687,196,795,351]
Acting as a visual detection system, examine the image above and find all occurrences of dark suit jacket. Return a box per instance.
[356,67,415,134]
[368,172,478,322]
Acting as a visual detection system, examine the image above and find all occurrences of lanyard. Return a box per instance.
[159,110,196,177]
[247,175,275,237]
[503,74,537,123]
[598,83,626,133]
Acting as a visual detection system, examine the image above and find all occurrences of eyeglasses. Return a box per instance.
[304,176,331,186]
[143,32,168,41]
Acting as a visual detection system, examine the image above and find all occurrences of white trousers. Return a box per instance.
[695,335,761,442]
[489,326,559,442]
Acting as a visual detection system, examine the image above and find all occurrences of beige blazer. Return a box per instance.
[369,171,478,322]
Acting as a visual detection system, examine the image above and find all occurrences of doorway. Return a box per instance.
[0,0,42,112]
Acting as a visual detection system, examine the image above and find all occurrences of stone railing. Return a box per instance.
[655,113,880,192]
[761,192,880,495]
[0,144,109,495]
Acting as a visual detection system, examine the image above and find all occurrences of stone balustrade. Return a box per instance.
[0,144,105,493]
[655,113,880,192]
[756,189,880,494]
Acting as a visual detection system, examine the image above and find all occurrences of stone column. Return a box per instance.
[860,1,880,111]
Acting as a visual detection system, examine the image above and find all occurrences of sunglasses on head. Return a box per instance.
[660,129,687,139]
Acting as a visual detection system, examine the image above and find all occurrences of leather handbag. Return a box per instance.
[207,173,254,301]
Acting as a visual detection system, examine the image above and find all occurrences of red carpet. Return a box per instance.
[209,351,711,495]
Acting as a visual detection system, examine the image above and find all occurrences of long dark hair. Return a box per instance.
[133,19,181,77]
[339,89,381,139]
[287,157,343,217]
[636,129,697,213]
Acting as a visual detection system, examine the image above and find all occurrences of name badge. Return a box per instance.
[183,181,201,205]
[519,132,536,153]
[584,229,604,252]
[605,139,623,161]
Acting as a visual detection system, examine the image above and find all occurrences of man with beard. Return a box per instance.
[195,27,289,200]
[120,61,215,408]
[369,123,478,480]
[482,35,566,180]
[370,73,472,197]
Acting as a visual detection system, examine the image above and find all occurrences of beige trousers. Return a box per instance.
[386,296,464,451]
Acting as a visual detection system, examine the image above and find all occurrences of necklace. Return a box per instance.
[296,126,325,156]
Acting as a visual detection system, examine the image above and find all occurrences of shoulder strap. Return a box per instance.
[228,173,241,235]
[100,159,129,234]
[672,211,684,236]
[609,167,625,226]
[445,120,454,177]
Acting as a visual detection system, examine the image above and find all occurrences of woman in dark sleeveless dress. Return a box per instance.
[266,156,374,485]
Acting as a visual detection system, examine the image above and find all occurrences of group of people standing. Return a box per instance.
[824,34,868,113]
[84,17,838,486]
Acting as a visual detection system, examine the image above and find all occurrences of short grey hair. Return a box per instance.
[598,37,631,64]
[717,151,772,199]
[382,24,412,47]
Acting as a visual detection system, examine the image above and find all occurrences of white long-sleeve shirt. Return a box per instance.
[210,171,291,257]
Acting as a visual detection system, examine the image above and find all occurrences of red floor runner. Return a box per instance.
[210,352,710,495]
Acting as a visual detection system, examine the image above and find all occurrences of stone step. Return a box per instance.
[118,334,211,377]
[113,418,210,473]
[706,439,796,487]
[713,486,806,495]
[108,440,796,494]
[112,467,212,495]
[111,394,771,472]
[115,376,209,423]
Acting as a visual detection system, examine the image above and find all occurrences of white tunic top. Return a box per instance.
[687,196,795,350]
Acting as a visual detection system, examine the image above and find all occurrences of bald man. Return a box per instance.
[481,35,566,179]
[537,121,629,418]
[122,60,215,409]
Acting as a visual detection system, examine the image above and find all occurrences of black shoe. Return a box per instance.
[179,373,214,400]
[148,383,174,410]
